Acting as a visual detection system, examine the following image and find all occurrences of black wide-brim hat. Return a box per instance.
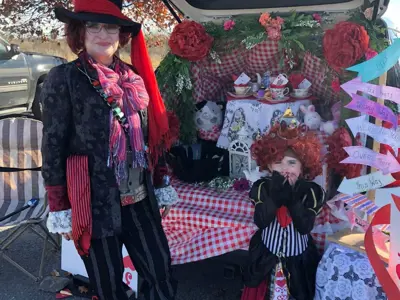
[54,0,141,36]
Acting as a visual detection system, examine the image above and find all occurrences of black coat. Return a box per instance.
[242,176,325,300]
[41,56,162,239]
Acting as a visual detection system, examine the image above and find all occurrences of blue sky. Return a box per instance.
[385,0,400,28]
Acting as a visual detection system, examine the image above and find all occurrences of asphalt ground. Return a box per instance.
[0,227,244,300]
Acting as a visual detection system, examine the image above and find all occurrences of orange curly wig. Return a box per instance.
[251,124,323,180]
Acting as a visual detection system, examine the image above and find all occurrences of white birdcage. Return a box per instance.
[228,127,253,178]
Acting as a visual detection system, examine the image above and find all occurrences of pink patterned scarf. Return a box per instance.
[86,54,149,182]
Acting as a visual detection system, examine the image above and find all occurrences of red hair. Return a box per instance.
[65,20,131,54]
[251,125,323,180]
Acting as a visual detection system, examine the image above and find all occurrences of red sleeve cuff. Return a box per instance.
[46,185,71,212]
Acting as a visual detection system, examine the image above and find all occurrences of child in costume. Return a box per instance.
[241,108,326,300]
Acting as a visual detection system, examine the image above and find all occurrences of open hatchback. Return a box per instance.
[158,0,397,186]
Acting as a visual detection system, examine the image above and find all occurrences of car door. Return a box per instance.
[0,38,30,109]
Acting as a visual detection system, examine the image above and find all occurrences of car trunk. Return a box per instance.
[168,0,366,22]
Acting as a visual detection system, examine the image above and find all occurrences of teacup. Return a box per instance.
[234,85,251,95]
[293,88,309,97]
[271,87,289,100]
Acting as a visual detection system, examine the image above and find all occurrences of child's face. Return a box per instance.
[269,155,302,182]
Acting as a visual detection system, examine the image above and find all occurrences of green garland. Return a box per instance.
[156,53,196,144]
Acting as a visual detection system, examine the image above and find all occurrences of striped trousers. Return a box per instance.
[81,198,177,300]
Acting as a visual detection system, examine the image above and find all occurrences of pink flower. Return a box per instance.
[313,13,322,24]
[259,12,271,27]
[269,19,282,30]
[223,19,236,31]
[267,27,282,41]
[365,48,378,60]
[331,77,341,93]
[276,16,285,25]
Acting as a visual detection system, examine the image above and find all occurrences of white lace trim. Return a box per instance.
[155,185,180,207]
[47,209,72,234]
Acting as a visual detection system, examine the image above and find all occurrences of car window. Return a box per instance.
[0,42,7,57]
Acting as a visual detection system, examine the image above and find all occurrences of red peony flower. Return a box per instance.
[331,77,341,93]
[323,21,370,71]
[168,21,214,61]
[326,127,362,179]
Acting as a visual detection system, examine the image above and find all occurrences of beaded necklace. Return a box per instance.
[74,61,129,134]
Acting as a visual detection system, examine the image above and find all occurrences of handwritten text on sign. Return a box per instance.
[341,146,400,174]
[346,116,400,154]
[341,77,400,105]
[338,171,395,195]
[347,39,400,82]
[345,94,397,128]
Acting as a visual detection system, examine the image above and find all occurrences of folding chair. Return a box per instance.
[0,116,60,281]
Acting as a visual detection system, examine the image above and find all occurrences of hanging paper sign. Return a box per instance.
[338,171,395,196]
[346,115,400,155]
[345,94,398,128]
[335,193,390,231]
[340,146,400,174]
[341,77,400,105]
[346,39,400,82]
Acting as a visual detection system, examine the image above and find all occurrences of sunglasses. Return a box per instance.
[85,22,120,34]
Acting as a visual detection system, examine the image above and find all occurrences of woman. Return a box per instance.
[42,1,178,299]
[241,109,326,300]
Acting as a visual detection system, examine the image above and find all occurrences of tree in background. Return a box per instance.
[0,0,178,39]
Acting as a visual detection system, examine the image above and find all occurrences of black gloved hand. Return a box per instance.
[291,178,309,206]
[269,171,292,207]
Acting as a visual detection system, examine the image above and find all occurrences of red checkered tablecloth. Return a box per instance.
[163,180,257,265]
[163,179,339,265]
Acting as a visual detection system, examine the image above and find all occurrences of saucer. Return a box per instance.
[290,92,312,99]
[267,96,290,102]
[227,91,253,98]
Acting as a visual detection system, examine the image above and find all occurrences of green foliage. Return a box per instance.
[156,53,197,144]
[348,11,390,53]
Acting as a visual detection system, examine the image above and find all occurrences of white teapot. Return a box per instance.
[243,167,268,184]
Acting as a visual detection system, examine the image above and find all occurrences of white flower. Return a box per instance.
[209,50,222,64]
[175,73,185,94]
